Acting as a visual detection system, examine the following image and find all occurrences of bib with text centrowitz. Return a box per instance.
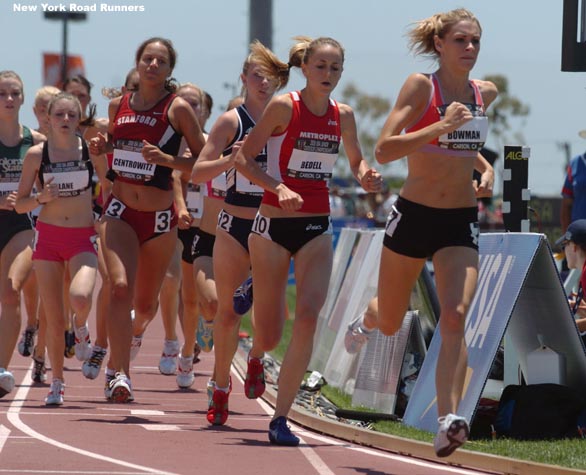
[113,140,155,181]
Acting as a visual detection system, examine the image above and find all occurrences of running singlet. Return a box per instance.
[109,92,182,190]
[0,126,34,228]
[38,139,93,197]
[0,126,33,198]
[406,74,488,157]
[262,91,341,214]
[225,104,266,208]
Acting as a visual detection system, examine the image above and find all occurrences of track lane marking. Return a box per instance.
[5,365,180,475]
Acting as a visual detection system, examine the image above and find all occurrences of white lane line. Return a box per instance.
[131,410,165,416]
[6,365,180,475]
[0,424,11,453]
[297,429,486,475]
[232,368,336,475]
[139,424,182,431]
[233,364,484,475]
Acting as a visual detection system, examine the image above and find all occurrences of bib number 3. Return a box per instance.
[155,210,172,233]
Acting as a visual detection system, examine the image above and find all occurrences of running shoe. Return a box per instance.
[196,316,214,353]
[207,386,230,426]
[244,355,265,399]
[233,276,253,315]
[176,354,195,388]
[45,379,65,406]
[104,371,116,400]
[32,356,47,384]
[434,413,470,457]
[82,346,107,380]
[109,373,133,403]
[0,368,15,398]
[206,379,215,406]
[129,334,143,361]
[159,339,180,375]
[64,329,76,358]
[17,326,37,357]
[268,416,300,446]
[193,342,202,364]
[73,319,93,362]
[344,313,373,354]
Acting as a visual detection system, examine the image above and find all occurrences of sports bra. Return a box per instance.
[38,138,93,197]
[405,74,488,157]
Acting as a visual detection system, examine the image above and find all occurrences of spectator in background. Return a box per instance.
[556,219,586,345]
[561,135,586,232]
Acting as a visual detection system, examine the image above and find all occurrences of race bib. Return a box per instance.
[211,171,227,198]
[43,161,90,197]
[437,104,488,152]
[186,183,203,219]
[112,140,155,181]
[0,157,23,195]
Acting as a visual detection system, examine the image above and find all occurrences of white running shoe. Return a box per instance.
[45,379,65,406]
[73,318,93,362]
[176,354,195,388]
[82,346,107,380]
[159,339,180,375]
[434,413,470,457]
[0,368,15,398]
[109,373,133,403]
[344,313,373,354]
[129,334,143,361]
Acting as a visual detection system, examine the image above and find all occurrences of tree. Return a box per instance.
[482,74,530,148]
[336,83,403,186]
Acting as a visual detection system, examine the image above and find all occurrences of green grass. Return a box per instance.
[240,285,586,471]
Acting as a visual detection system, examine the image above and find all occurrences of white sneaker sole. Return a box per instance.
[435,419,469,458]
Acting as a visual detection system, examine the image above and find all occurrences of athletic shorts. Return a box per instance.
[251,213,332,255]
[32,221,97,262]
[383,196,479,259]
[217,209,254,253]
[192,228,215,260]
[178,226,199,264]
[0,210,33,254]
[102,195,177,245]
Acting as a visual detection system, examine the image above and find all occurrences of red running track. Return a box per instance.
[0,311,491,475]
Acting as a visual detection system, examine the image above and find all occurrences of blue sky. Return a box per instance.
[1,0,582,196]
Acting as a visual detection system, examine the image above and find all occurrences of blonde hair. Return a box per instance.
[241,40,290,96]
[177,82,204,101]
[288,36,345,68]
[0,70,24,97]
[408,8,481,58]
[34,86,60,106]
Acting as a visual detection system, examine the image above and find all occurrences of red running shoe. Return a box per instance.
[207,388,230,425]
[244,356,265,399]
